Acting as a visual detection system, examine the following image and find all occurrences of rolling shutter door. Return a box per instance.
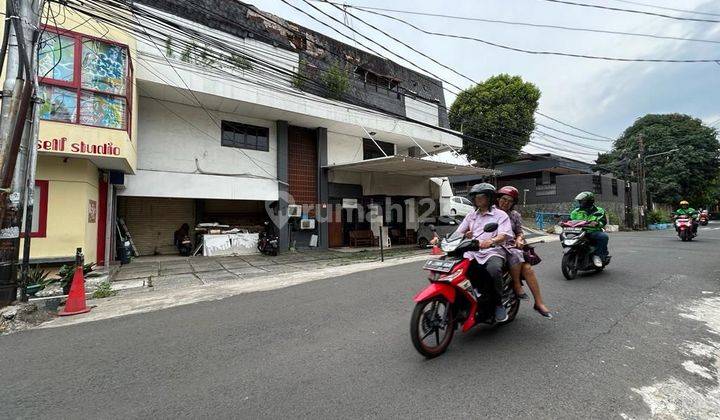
[118,197,195,256]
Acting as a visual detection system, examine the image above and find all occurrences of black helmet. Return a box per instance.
[467,183,496,205]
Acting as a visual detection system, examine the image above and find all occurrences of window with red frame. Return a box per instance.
[37,28,132,132]
[21,180,49,238]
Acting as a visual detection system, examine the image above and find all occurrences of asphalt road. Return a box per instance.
[3,223,720,419]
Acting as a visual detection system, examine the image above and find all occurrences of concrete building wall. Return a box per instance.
[119,97,278,201]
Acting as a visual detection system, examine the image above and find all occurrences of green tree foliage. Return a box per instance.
[449,74,541,168]
[596,114,720,206]
[320,60,350,100]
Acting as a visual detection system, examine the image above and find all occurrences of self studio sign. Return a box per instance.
[37,137,121,157]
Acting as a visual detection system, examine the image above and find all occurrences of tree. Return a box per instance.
[448,74,541,168]
[596,114,720,206]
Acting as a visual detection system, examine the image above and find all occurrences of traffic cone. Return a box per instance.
[59,249,91,316]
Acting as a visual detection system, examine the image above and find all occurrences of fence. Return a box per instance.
[534,211,571,230]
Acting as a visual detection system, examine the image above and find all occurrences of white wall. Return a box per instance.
[118,96,278,200]
[405,97,439,126]
[327,131,363,166]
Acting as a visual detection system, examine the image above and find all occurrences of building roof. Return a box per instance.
[450,153,593,183]
[325,156,498,178]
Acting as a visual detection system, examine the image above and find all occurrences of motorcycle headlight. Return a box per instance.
[563,238,579,246]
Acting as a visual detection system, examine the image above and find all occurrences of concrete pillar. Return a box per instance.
[276,120,290,252]
[317,127,329,250]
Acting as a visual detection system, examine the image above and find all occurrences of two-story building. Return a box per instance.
[18,2,138,267]
[109,0,490,255]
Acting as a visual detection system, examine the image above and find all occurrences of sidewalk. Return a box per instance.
[37,234,559,329]
[110,246,426,291]
[40,247,433,329]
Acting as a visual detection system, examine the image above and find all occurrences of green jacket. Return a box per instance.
[570,206,607,232]
[674,208,698,218]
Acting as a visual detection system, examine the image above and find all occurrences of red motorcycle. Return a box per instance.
[699,210,709,226]
[674,215,695,241]
[410,222,520,358]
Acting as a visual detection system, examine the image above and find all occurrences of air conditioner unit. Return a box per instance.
[287,204,302,218]
[300,219,316,230]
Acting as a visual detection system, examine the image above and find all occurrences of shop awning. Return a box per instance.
[324,156,498,177]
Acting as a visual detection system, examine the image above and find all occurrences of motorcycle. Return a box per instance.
[409,222,520,358]
[257,221,279,256]
[699,210,709,226]
[559,220,610,280]
[674,215,695,242]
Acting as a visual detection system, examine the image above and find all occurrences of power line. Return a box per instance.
[535,111,613,140]
[306,1,615,147]
[534,129,609,152]
[536,123,614,142]
[541,0,720,24]
[610,0,720,17]
[345,4,720,63]
[321,2,720,45]
[67,0,602,163]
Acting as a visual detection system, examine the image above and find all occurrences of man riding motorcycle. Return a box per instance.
[570,191,609,268]
[450,183,514,322]
[674,200,699,235]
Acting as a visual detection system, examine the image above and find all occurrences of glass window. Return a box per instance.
[461,198,472,206]
[79,91,126,129]
[81,39,128,95]
[38,33,75,82]
[38,84,77,123]
[221,121,270,152]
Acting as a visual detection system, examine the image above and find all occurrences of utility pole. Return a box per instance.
[637,134,647,228]
[0,0,43,305]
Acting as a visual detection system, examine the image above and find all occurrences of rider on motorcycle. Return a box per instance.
[570,191,609,268]
[451,183,514,322]
[674,200,699,234]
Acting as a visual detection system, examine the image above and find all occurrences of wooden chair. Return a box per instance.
[349,230,375,247]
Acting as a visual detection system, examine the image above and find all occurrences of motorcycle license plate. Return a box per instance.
[423,259,458,273]
[563,227,583,233]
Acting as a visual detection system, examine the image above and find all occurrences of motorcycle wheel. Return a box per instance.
[561,252,578,280]
[562,252,577,280]
[497,297,520,326]
[410,297,455,358]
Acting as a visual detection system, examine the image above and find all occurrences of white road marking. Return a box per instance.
[631,296,720,418]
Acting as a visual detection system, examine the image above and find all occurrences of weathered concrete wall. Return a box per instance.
[136,0,448,127]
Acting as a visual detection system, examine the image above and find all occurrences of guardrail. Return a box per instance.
[534,212,571,230]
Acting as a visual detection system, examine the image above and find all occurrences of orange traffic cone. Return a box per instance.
[59,249,91,316]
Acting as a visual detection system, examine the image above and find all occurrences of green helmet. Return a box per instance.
[575,191,595,209]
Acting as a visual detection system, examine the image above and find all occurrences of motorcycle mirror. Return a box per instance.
[428,224,436,232]
[483,222,499,233]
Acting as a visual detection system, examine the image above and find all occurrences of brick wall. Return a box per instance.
[288,126,317,205]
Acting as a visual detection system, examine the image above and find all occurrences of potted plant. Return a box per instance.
[25,266,50,297]
[55,262,95,295]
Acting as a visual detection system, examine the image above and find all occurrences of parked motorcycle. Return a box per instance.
[559,220,610,280]
[257,221,279,256]
[699,210,709,226]
[674,215,695,242]
[410,223,520,358]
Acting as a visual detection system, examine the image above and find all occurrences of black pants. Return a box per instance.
[466,256,505,304]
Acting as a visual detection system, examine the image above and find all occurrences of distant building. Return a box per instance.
[451,153,640,228]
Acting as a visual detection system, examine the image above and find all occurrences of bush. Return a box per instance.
[320,60,350,99]
[92,282,117,299]
[647,209,671,225]
[606,209,621,226]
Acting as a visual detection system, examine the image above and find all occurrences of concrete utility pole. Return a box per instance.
[0,0,43,305]
[637,134,647,228]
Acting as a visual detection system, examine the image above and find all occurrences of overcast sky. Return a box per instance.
[258,0,720,162]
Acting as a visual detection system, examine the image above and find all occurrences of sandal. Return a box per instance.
[515,290,529,300]
[533,305,553,319]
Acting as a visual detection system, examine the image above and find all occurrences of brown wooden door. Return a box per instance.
[329,219,343,247]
